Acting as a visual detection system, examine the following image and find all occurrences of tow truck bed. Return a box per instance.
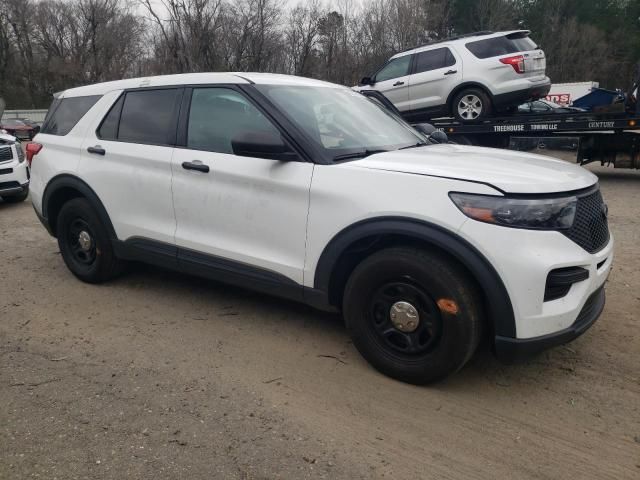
[429,112,640,169]
[359,88,640,169]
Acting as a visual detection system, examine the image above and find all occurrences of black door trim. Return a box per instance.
[113,237,304,302]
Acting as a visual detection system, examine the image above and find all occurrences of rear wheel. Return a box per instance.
[453,88,492,122]
[343,247,483,384]
[56,198,124,283]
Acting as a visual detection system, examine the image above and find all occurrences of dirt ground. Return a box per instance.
[1,152,639,479]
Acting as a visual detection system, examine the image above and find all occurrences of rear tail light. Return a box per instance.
[500,54,525,74]
[25,142,42,166]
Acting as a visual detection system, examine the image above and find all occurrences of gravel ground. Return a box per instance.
[1,153,639,479]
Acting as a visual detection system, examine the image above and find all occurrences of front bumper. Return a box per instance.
[0,153,30,197]
[0,181,29,197]
[494,286,605,363]
[457,206,613,362]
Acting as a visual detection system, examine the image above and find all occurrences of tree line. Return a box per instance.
[1,0,638,109]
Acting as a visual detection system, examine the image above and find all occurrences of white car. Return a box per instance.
[28,73,611,384]
[0,133,30,203]
[356,30,551,122]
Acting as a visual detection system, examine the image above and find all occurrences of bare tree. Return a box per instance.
[221,0,282,71]
[139,0,225,72]
[2,0,39,106]
[0,0,633,108]
[284,1,322,76]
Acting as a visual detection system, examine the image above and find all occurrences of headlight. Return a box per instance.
[16,142,25,163]
[449,192,577,230]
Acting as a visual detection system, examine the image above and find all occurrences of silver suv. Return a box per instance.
[357,30,551,122]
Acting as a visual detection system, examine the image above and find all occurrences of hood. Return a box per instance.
[0,132,16,143]
[350,144,597,194]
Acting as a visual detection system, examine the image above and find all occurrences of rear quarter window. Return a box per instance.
[465,34,537,59]
[97,95,125,141]
[40,95,101,136]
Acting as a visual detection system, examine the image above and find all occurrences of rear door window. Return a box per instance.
[466,33,537,59]
[117,89,181,145]
[41,95,101,136]
[413,47,456,74]
[375,55,411,83]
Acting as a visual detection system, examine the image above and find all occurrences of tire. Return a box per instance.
[453,88,492,122]
[2,187,29,203]
[343,247,483,384]
[56,198,124,283]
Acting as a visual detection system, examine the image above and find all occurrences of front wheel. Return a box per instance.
[56,198,125,283]
[453,89,492,122]
[343,247,483,384]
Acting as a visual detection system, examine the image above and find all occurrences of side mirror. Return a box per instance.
[428,130,449,144]
[360,76,374,86]
[231,131,299,161]
[414,123,437,136]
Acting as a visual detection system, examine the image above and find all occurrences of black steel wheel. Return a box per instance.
[369,281,443,356]
[56,198,124,283]
[343,246,484,384]
[66,218,97,266]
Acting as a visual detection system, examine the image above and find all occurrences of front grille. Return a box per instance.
[562,188,610,253]
[0,146,13,162]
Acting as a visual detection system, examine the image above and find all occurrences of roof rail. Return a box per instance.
[398,31,494,53]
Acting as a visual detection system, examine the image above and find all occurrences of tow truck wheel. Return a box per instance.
[453,89,491,123]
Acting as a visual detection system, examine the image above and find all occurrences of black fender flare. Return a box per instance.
[313,217,516,338]
[41,174,117,239]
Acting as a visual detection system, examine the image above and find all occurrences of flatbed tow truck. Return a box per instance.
[362,65,640,170]
[431,110,640,169]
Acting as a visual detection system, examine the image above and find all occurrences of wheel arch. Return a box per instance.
[446,82,494,115]
[313,217,516,338]
[42,174,117,239]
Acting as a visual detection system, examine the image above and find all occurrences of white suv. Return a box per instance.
[29,73,611,384]
[357,30,551,122]
[0,133,29,203]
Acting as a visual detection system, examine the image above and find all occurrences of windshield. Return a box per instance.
[255,85,424,161]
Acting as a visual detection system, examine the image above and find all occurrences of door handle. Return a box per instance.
[87,146,105,155]
[393,81,405,86]
[182,161,209,173]
[444,69,457,76]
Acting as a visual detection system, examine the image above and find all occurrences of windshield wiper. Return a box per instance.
[332,149,389,161]
[398,141,427,150]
